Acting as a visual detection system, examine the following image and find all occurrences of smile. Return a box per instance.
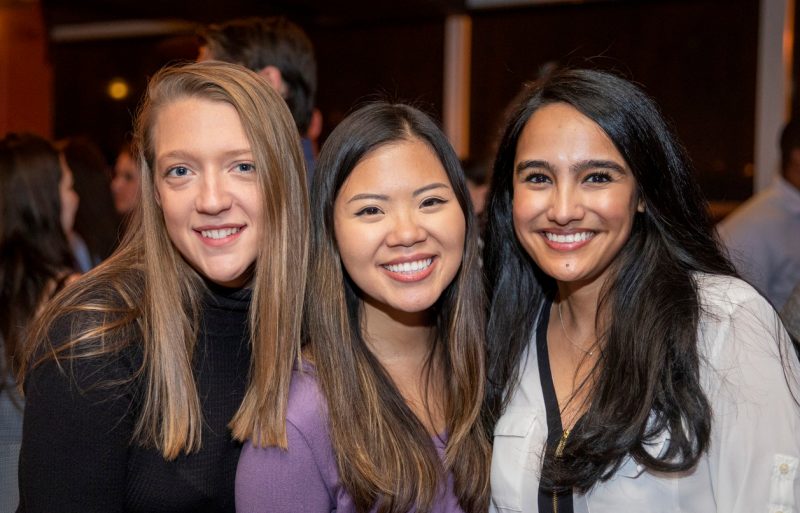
[200,227,242,239]
[382,258,433,274]
[544,231,594,243]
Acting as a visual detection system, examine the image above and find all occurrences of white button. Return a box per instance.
[779,463,790,475]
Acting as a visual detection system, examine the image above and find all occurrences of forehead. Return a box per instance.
[515,102,623,163]
[151,97,249,153]
[341,138,450,191]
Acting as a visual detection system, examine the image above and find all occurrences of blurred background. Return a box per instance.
[0,0,794,217]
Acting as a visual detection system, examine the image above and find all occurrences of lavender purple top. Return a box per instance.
[235,366,465,513]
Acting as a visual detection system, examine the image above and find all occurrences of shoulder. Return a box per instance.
[26,272,144,392]
[694,273,778,344]
[693,273,791,379]
[694,273,769,316]
[718,187,787,238]
[285,365,329,446]
[236,366,339,511]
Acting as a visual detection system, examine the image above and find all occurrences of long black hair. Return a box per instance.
[484,68,737,491]
[0,133,75,397]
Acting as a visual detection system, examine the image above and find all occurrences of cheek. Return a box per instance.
[511,189,540,235]
[332,220,364,277]
[447,212,466,256]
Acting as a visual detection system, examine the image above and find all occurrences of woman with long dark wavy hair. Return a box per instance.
[236,102,490,513]
[485,68,800,512]
[0,133,79,512]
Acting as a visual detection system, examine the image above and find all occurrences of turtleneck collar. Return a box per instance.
[203,280,252,312]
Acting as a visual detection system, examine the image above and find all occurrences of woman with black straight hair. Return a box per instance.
[485,68,800,512]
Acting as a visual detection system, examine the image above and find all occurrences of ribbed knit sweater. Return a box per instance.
[17,283,251,513]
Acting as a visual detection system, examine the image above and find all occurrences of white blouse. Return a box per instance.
[490,274,800,513]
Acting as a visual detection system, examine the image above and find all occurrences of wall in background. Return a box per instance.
[38,0,766,205]
[469,0,759,203]
[0,2,52,137]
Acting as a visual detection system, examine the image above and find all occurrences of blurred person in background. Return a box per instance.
[718,119,800,310]
[110,139,141,220]
[0,133,79,513]
[462,157,492,233]
[59,137,123,269]
[198,16,319,180]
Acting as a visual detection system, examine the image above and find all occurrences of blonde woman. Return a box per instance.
[17,61,308,512]
[236,103,490,512]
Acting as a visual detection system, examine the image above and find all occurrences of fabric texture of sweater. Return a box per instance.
[235,364,464,513]
[17,283,251,513]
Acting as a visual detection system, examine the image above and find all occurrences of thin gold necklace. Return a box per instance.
[557,301,595,357]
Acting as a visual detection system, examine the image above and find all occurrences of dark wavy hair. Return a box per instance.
[306,102,490,512]
[484,68,737,492]
[0,133,74,395]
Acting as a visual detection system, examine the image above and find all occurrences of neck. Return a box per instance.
[555,279,603,352]
[361,298,434,364]
[360,298,444,434]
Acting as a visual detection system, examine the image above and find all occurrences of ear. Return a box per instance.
[258,65,288,98]
[637,197,645,213]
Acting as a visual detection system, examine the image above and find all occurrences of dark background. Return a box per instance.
[42,0,773,203]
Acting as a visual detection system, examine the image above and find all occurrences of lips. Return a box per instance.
[381,256,436,282]
[544,231,594,243]
[194,224,246,246]
[541,230,595,250]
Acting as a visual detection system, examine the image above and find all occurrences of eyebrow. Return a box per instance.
[516,159,627,175]
[157,148,253,162]
[346,182,451,203]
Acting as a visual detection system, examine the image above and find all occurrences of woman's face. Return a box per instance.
[111,149,141,215]
[333,138,466,315]
[58,155,79,235]
[153,97,262,288]
[512,102,643,289]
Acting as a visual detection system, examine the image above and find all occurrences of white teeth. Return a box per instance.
[384,258,433,274]
[545,232,593,243]
[201,227,241,239]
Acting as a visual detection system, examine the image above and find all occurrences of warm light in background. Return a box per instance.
[107,78,129,100]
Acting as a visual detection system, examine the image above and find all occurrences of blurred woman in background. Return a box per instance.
[59,136,123,268]
[110,138,141,220]
[0,132,79,512]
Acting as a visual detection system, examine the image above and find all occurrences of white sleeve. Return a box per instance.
[703,288,800,513]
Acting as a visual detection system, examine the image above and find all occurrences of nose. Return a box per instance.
[385,211,427,247]
[195,172,233,215]
[547,182,584,225]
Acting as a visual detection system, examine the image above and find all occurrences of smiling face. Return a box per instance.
[153,97,261,288]
[333,138,466,317]
[512,102,643,291]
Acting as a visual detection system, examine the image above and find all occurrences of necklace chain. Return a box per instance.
[557,301,595,357]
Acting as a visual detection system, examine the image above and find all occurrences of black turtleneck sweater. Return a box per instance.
[17,284,251,513]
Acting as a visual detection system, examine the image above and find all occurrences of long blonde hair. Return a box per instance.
[21,61,309,458]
